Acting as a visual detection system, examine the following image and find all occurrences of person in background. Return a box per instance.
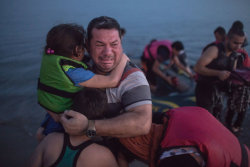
[171,41,193,76]
[194,21,247,121]
[141,39,193,94]
[36,23,128,141]
[28,88,119,167]
[224,20,250,135]
[60,15,152,163]
[231,20,250,67]
[231,20,248,48]
[214,26,226,43]
[201,26,226,53]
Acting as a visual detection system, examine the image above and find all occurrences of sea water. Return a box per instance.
[0,0,250,140]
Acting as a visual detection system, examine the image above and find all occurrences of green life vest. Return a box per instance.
[37,54,88,113]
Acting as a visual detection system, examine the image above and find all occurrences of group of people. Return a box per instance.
[194,21,250,135]
[27,16,250,167]
[141,39,194,95]
[140,20,250,136]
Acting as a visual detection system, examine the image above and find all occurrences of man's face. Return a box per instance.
[227,34,245,52]
[89,28,123,73]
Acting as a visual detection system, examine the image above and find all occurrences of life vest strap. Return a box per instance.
[60,59,87,69]
[240,143,248,167]
[37,79,77,98]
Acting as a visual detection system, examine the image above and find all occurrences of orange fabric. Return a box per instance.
[119,123,164,167]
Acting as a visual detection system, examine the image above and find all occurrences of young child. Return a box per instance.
[28,88,119,167]
[36,23,128,141]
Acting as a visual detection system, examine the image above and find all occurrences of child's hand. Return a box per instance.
[36,127,45,142]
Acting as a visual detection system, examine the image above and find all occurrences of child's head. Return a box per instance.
[72,88,107,120]
[172,41,184,56]
[45,23,86,60]
[172,41,184,51]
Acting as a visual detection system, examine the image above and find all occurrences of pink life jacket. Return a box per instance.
[160,106,250,167]
[143,40,172,60]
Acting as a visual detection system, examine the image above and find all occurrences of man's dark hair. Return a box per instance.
[172,41,184,51]
[231,20,244,30]
[87,16,121,44]
[214,26,226,36]
[228,20,245,39]
[72,88,107,120]
[45,23,85,57]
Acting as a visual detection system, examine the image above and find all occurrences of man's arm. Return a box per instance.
[96,104,152,137]
[194,46,230,81]
[61,104,152,137]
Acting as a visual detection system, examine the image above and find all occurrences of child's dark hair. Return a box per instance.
[45,23,86,57]
[172,41,184,51]
[72,88,107,120]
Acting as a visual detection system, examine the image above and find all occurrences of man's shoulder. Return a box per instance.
[124,61,142,72]
[203,42,222,53]
[120,61,145,81]
[202,44,220,58]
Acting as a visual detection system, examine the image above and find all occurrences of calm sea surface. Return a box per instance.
[0,0,250,134]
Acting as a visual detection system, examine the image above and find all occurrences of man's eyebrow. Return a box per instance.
[95,40,119,44]
[96,41,104,44]
[111,40,119,44]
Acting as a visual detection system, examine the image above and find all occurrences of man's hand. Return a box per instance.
[60,110,88,135]
[217,70,231,81]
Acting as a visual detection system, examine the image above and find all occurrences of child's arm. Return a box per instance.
[78,54,129,88]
